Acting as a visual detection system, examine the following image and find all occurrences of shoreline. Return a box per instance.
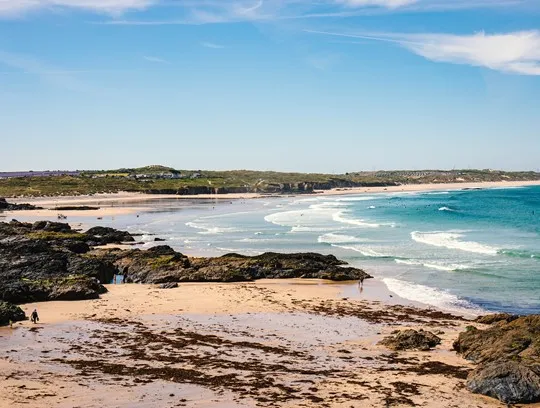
[3,179,539,220]
[5,179,540,204]
[0,280,506,407]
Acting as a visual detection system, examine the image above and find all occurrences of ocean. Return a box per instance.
[36,186,540,316]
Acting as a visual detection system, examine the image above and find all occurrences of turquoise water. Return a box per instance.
[28,186,538,315]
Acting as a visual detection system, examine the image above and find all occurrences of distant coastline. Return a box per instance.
[2,179,540,220]
[1,166,539,199]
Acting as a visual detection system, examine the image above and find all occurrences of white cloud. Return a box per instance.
[91,0,533,25]
[0,0,156,16]
[307,29,540,75]
[402,31,540,75]
[201,42,225,49]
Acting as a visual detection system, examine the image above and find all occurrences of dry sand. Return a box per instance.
[0,280,526,408]
[315,180,540,196]
[4,180,539,222]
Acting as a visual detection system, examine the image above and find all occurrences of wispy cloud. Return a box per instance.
[0,50,93,90]
[143,55,168,63]
[200,42,225,49]
[307,29,540,75]
[0,0,157,16]
[93,0,533,26]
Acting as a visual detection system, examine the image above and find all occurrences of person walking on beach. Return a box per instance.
[30,309,39,324]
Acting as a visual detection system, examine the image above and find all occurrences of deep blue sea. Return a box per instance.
[16,186,538,315]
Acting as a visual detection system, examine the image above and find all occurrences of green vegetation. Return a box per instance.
[0,166,539,197]
[26,231,86,241]
[148,255,177,269]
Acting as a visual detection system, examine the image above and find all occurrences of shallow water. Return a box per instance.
[8,186,540,315]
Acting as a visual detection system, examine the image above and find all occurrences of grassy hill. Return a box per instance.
[0,167,538,197]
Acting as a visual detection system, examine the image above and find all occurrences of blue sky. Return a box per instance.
[1,0,539,172]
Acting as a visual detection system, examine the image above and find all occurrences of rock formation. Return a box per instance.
[0,197,41,211]
[454,315,540,404]
[0,300,26,326]
[379,329,442,351]
[0,221,372,305]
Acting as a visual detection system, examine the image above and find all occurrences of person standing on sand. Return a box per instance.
[113,274,117,284]
[30,309,39,324]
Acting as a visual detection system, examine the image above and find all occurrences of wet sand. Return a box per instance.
[0,281,518,407]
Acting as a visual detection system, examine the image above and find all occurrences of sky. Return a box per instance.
[1,0,539,173]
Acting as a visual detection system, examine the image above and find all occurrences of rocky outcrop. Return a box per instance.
[466,360,540,404]
[379,329,442,351]
[474,313,520,325]
[85,226,134,244]
[454,315,540,404]
[0,221,131,303]
[158,282,179,289]
[101,246,372,284]
[0,300,26,326]
[0,197,41,211]
[1,221,372,305]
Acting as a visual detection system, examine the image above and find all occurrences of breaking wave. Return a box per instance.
[382,278,484,316]
[411,231,499,255]
[394,259,473,272]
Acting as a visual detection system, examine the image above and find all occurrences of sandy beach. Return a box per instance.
[0,280,520,408]
[3,180,540,222]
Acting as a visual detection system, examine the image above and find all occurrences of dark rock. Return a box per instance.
[467,361,540,404]
[0,198,42,211]
[454,315,540,404]
[474,313,520,325]
[379,329,441,351]
[85,226,134,244]
[147,245,180,256]
[48,276,107,301]
[154,237,166,242]
[0,220,371,305]
[0,222,115,303]
[107,249,371,284]
[454,315,540,364]
[158,282,178,289]
[54,206,100,211]
[0,300,26,325]
[32,221,72,232]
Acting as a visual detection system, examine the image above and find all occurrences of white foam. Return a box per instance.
[185,221,239,235]
[215,247,263,255]
[332,244,388,258]
[317,233,360,244]
[368,206,376,209]
[438,206,455,212]
[411,231,499,255]
[290,226,336,233]
[395,259,472,272]
[332,211,380,228]
[382,278,484,317]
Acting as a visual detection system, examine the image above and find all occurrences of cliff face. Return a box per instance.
[141,180,398,195]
